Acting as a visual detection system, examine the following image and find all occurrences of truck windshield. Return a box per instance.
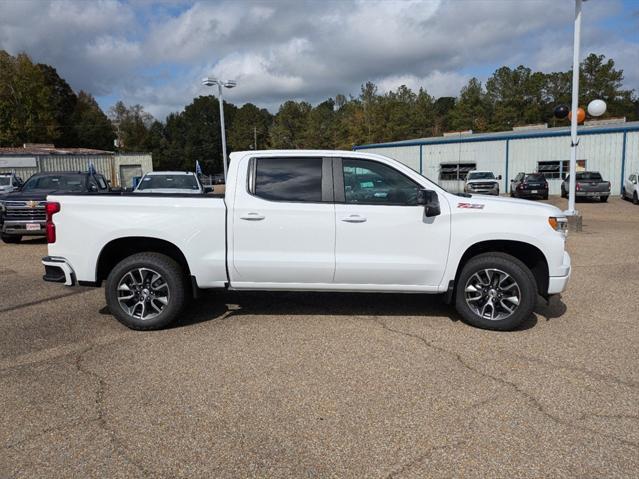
[467,172,495,180]
[22,174,86,191]
[0,177,10,186]
[576,172,602,181]
[137,175,199,190]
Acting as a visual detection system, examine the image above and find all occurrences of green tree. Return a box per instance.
[269,100,311,148]
[449,78,490,132]
[0,51,58,145]
[227,103,272,151]
[71,91,115,150]
[109,101,154,152]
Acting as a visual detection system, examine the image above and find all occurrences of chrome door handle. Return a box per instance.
[240,213,265,221]
[341,215,367,223]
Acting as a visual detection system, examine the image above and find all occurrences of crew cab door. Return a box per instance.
[230,156,336,285]
[333,158,451,288]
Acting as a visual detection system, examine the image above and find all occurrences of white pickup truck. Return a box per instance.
[41,150,571,331]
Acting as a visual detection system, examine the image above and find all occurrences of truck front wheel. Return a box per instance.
[105,252,187,330]
[454,253,537,331]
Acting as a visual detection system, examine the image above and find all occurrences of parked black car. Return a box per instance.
[561,171,610,202]
[0,171,110,243]
[510,172,549,200]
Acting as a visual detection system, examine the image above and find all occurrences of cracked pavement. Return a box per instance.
[1,198,638,478]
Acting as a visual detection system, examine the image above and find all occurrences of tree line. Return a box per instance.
[1,50,637,174]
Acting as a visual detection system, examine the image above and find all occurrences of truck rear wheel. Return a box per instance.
[454,253,537,331]
[105,252,187,330]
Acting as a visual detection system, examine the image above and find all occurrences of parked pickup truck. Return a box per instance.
[41,150,571,331]
[463,170,501,196]
[561,172,610,202]
[1,170,110,243]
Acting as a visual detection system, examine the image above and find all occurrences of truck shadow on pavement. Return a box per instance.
[171,291,568,332]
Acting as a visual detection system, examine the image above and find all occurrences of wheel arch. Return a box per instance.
[96,236,192,286]
[454,240,549,297]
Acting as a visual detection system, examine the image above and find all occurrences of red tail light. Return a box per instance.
[45,202,60,244]
[607,181,611,189]
[543,182,548,189]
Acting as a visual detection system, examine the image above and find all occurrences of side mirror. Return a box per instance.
[417,189,441,217]
[497,175,502,180]
[203,186,213,194]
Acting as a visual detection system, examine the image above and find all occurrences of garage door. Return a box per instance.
[119,164,142,189]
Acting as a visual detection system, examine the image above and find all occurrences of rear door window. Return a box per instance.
[254,158,323,202]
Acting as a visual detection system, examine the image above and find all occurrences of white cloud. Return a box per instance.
[0,0,636,119]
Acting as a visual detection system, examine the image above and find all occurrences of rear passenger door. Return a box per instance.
[231,156,336,285]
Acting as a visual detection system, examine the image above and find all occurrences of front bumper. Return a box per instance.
[3,220,46,236]
[42,256,76,286]
[547,251,571,294]
[466,185,499,195]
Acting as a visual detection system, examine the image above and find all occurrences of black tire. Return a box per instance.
[621,187,626,200]
[1,234,21,244]
[600,195,608,203]
[561,188,567,198]
[543,193,549,200]
[105,252,187,330]
[634,192,639,205]
[454,252,537,331]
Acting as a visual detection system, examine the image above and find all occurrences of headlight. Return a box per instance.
[548,216,568,234]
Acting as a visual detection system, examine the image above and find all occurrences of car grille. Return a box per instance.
[471,182,496,189]
[4,201,47,221]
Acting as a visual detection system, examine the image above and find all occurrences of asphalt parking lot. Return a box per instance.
[1,197,638,478]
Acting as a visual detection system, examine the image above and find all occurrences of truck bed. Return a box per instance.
[46,193,228,288]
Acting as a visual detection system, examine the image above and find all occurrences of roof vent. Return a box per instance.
[443,130,472,137]
[512,123,547,131]
[23,143,55,149]
[584,117,626,126]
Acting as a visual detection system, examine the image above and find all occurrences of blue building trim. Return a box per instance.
[419,144,423,174]
[505,140,510,193]
[353,123,639,150]
[620,131,627,192]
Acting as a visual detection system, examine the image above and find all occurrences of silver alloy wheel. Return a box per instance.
[117,267,170,320]
[464,268,521,321]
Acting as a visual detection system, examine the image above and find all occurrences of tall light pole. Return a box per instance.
[201,77,237,182]
[566,0,584,217]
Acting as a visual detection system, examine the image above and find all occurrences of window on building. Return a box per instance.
[439,163,476,181]
[254,157,323,202]
[537,160,586,179]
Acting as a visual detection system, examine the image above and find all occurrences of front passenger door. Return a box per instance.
[333,158,450,288]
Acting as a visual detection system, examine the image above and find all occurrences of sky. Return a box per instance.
[1,0,638,120]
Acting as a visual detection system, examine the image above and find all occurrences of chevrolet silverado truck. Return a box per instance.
[41,150,571,331]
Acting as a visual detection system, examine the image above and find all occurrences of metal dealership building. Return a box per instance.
[353,120,639,195]
[0,144,153,188]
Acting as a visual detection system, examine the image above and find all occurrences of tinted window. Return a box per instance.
[467,171,495,180]
[254,158,322,202]
[23,174,86,191]
[526,174,546,181]
[0,177,10,186]
[343,159,419,205]
[576,172,602,181]
[137,174,199,190]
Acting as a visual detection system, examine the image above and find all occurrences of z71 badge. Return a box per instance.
[457,202,485,209]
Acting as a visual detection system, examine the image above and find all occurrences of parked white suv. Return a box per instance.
[621,172,639,204]
[41,150,571,332]
[464,170,501,196]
